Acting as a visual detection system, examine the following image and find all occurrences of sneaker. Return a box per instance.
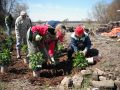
[36,65,42,71]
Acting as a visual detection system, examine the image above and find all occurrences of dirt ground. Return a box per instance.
[0,32,120,90]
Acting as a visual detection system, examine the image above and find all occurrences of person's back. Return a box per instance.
[5,14,14,35]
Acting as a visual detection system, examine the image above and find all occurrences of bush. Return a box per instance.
[0,36,14,51]
[73,52,88,69]
[29,52,44,70]
[0,49,11,66]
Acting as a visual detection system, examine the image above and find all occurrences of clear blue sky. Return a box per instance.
[22,0,112,21]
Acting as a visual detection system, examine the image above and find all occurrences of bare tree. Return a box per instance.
[107,0,120,21]
[92,0,120,24]
[92,1,109,24]
[0,0,17,25]
[1,0,17,14]
[12,3,28,19]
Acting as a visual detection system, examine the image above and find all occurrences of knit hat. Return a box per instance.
[20,11,27,16]
[75,25,84,36]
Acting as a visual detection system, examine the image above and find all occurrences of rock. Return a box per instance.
[60,76,73,88]
[87,88,91,90]
[91,80,114,88]
[81,70,92,76]
[108,73,116,80]
[95,68,105,76]
[99,76,107,81]
[117,39,120,42]
[72,74,83,88]
[91,88,99,90]
[56,85,65,90]
[114,80,120,90]
[92,71,99,81]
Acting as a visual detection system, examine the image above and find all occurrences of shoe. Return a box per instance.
[17,55,21,59]
[36,65,42,71]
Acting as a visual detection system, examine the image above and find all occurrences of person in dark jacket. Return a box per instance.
[5,13,14,36]
[67,25,92,59]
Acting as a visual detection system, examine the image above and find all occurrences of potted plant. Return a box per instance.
[73,52,88,69]
[0,49,11,73]
[29,52,44,77]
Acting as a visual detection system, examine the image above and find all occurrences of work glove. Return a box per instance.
[82,48,88,56]
[35,34,42,41]
[51,57,55,64]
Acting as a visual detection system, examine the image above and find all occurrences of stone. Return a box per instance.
[72,74,83,88]
[60,76,73,88]
[92,71,99,81]
[81,70,92,76]
[99,76,107,81]
[114,80,120,90]
[91,80,114,88]
[95,68,105,76]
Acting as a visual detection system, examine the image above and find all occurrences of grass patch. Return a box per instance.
[81,75,92,90]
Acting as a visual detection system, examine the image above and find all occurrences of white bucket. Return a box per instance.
[86,57,94,64]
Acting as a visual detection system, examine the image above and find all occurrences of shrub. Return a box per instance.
[29,52,44,70]
[0,49,11,66]
[73,52,88,69]
[0,36,14,51]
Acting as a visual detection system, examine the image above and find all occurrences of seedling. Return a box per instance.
[29,52,44,70]
[0,49,11,66]
[73,52,88,69]
[0,37,14,51]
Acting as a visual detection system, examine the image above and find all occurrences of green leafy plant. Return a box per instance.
[0,37,14,51]
[29,52,44,70]
[73,52,88,69]
[21,44,28,53]
[0,49,11,66]
[81,75,91,90]
[55,43,64,51]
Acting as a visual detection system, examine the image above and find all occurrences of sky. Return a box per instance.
[21,0,112,21]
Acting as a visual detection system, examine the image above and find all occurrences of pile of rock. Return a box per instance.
[55,68,120,90]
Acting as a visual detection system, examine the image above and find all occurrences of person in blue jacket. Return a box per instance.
[67,25,92,59]
[46,20,61,29]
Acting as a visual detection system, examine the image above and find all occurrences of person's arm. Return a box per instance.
[71,37,78,52]
[84,36,92,50]
[48,41,55,57]
[15,18,21,39]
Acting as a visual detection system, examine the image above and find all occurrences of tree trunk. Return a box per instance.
[0,0,5,26]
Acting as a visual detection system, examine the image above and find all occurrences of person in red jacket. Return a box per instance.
[27,24,65,65]
[47,23,65,63]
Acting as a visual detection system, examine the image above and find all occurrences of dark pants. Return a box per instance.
[67,43,85,59]
[67,45,99,59]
